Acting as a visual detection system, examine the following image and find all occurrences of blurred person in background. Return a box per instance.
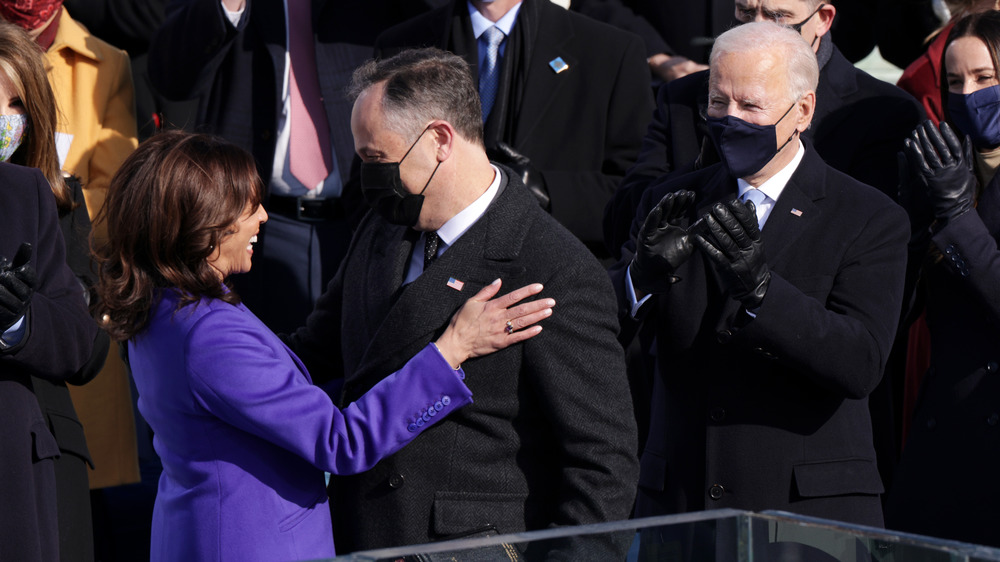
[0,21,110,562]
[0,154,101,562]
[0,0,143,511]
[888,10,1000,547]
[898,0,999,124]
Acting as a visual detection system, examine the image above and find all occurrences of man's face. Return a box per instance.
[733,1,829,50]
[351,84,440,230]
[708,49,807,165]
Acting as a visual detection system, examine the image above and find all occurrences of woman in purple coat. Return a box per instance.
[93,131,553,561]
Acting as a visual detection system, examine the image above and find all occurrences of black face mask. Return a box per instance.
[360,127,441,227]
[788,3,825,47]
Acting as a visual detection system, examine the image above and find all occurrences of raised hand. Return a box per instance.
[692,199,770,310]
[630,190,697,295]
[904,120,976,224]
[434,279,554,368]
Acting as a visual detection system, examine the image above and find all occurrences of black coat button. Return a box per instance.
[389,474,405,489]
[709,408,726,422]
[717,330,733,344]
[709,484,725,500]
[987,362,998,373]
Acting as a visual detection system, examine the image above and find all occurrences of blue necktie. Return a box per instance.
[479,26,505,122]
[742,188,768,228]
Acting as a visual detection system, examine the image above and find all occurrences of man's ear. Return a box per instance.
[796,91,816,132]
[428,120,456,162]
[815,3,836,38]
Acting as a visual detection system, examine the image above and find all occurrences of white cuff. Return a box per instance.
[626,263,653,318]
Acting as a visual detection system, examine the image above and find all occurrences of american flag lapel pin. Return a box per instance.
[790,208,803,217]
[446,277,465,291]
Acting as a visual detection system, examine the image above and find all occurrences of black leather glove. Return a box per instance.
[897,149,934,238]
[0,243,36,332]
[490,142,550,210]
[904,120,976,224]
[630,190,696,295]
[692,199,770,310]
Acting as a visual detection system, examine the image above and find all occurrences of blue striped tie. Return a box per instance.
[479,26,505,122]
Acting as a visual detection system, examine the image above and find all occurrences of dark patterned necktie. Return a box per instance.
[424,231,439,271]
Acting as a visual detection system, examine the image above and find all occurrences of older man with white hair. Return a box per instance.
[610,21,909,526]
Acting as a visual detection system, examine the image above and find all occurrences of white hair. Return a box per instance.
[710,21,820,103]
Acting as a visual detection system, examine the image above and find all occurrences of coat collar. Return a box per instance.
[48,7,104,63]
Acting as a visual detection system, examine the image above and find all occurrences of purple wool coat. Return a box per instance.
[129,290,472,561]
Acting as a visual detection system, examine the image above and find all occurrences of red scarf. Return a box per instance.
[0,0,63,31]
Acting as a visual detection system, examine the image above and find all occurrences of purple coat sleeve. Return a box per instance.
[184,305,472,475]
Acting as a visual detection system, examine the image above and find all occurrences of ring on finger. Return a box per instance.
[505,320,514,335]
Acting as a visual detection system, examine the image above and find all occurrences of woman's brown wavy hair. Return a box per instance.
[94,131,264,341]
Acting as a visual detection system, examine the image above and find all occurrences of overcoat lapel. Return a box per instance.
[253,0,286,105]
[350,169,529,387]
[759,149,824,268]
[510,2,576,145]
[810,49,858,146]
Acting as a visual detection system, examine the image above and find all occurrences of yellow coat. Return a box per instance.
[46,8,140,489]
[45,7,138,240]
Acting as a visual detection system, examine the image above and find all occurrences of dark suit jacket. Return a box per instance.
[605,39,925,258]
[885,173,1000,546]
[150,0,437,195]
[617,0,735,63]
[0,164,99,562]
[289,167,638,554]
[30,177,109,562]
[610,145,909,526]
[375,0,653,258]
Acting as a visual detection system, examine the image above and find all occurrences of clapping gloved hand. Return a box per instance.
[489,142,550,210]
[630,190,696,295]
[691,199,770,311]
[903,120,976,227]
[0,242,36,332]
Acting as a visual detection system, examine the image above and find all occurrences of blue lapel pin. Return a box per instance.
[549,57,569,74]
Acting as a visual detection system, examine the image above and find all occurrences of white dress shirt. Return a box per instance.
[468,1,522,67]
[404,165,503,284]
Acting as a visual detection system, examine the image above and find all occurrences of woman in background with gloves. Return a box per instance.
[0,22,110,561]
[887,9,1000,547]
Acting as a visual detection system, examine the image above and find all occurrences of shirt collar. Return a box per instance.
[436,164,502,248]
[468,1,522,39]
[737,140,805,203]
